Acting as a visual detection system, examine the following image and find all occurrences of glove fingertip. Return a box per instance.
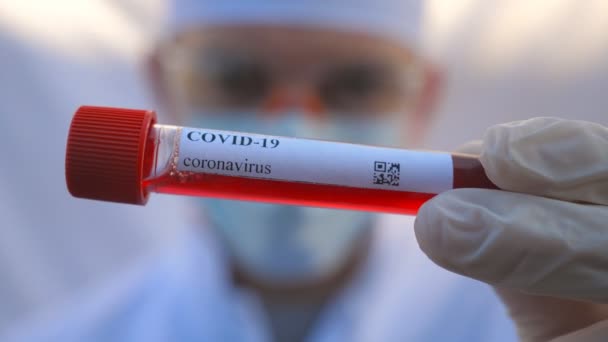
[414,197,441,258]
[414,191,478,270]
[414,189,504,281]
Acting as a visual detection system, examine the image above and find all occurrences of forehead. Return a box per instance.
[168,25,416,66]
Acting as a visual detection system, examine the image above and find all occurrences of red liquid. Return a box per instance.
[143,148,495,215]
[145,171,435,215]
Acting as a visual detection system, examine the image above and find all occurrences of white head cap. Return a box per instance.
[161,0,422,49]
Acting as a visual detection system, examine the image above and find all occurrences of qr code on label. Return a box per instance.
[373,161,400,186]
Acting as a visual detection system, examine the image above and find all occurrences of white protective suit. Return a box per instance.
[4,215,515,341]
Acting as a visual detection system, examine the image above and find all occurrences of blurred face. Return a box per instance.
[155,25,431,137]
[151,25,437,286]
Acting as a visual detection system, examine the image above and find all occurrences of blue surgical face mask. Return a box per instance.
[205,201,373,284]
[188,111,405,284]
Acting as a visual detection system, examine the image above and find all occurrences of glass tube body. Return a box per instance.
[141,124,496,215]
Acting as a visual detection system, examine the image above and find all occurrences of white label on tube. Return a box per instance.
[177,128,453,194]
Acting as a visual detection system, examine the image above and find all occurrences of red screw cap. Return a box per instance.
[65,106,157,205]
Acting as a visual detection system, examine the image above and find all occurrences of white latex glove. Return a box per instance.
[414,118,608,341]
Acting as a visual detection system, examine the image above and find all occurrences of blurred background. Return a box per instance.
[424,0,608,148]
[0,0,191,335]
[0,0,606,337]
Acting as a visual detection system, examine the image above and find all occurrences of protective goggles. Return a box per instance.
[160,46,425,116]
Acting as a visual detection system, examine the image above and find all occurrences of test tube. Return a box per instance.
[65,106,497,215]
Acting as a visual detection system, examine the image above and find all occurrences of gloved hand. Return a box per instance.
[414,118,608,341]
